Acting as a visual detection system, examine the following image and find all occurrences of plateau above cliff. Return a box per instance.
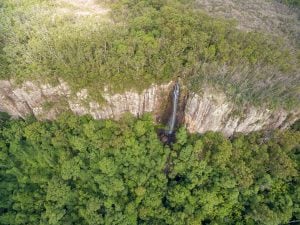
[1,0,299,111]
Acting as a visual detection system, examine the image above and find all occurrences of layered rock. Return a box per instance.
[0,79,171,121]
[184,91,299,136]
[0,80,71,119]
[68,83,172,120]
[0,79,298,136]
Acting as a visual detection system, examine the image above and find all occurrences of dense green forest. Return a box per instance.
[0,114,299,225]
[0,0,299,109]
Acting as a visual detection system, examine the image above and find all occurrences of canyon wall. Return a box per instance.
[184,91,298,136]
[0,80,171,120]
[0,79,298,136]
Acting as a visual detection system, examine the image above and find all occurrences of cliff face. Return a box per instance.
[0,80,171,120]
[184,91,298,136]
[0,79,298,136]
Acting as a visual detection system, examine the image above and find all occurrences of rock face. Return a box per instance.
[184,90,299,136]
[0,80,71,119]
[0,79,171,121]
[68,83,172,120]
[0,79,298,136]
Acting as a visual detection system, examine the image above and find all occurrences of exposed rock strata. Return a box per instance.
[0,80,171,121]
[0,80,298,136]
[184,91,298,136]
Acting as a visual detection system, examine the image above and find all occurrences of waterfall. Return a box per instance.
[167,82,180,135]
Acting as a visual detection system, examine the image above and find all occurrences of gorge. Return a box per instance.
[0,79,298,136]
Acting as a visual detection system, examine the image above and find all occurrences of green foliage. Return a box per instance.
[0,0,298,108]
[279,0,300,7]
[0,115,299,224]
[0,112,10,123]
[292,119,300,131]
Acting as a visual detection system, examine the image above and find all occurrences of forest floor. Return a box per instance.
[196,0,300,46]
[56,0,110,16]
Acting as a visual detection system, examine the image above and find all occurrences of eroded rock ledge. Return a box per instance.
[0,79,298,136]
[184,91,298,136]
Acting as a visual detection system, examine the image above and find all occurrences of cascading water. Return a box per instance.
[167,82,180,135]
[163,82,180,172]
[158,81,180,144]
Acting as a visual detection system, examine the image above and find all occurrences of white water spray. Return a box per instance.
[167,82,180,135]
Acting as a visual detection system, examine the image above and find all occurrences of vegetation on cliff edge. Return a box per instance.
[0,0,299,109]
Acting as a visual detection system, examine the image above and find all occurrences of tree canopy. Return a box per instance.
[0,114,299,224]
